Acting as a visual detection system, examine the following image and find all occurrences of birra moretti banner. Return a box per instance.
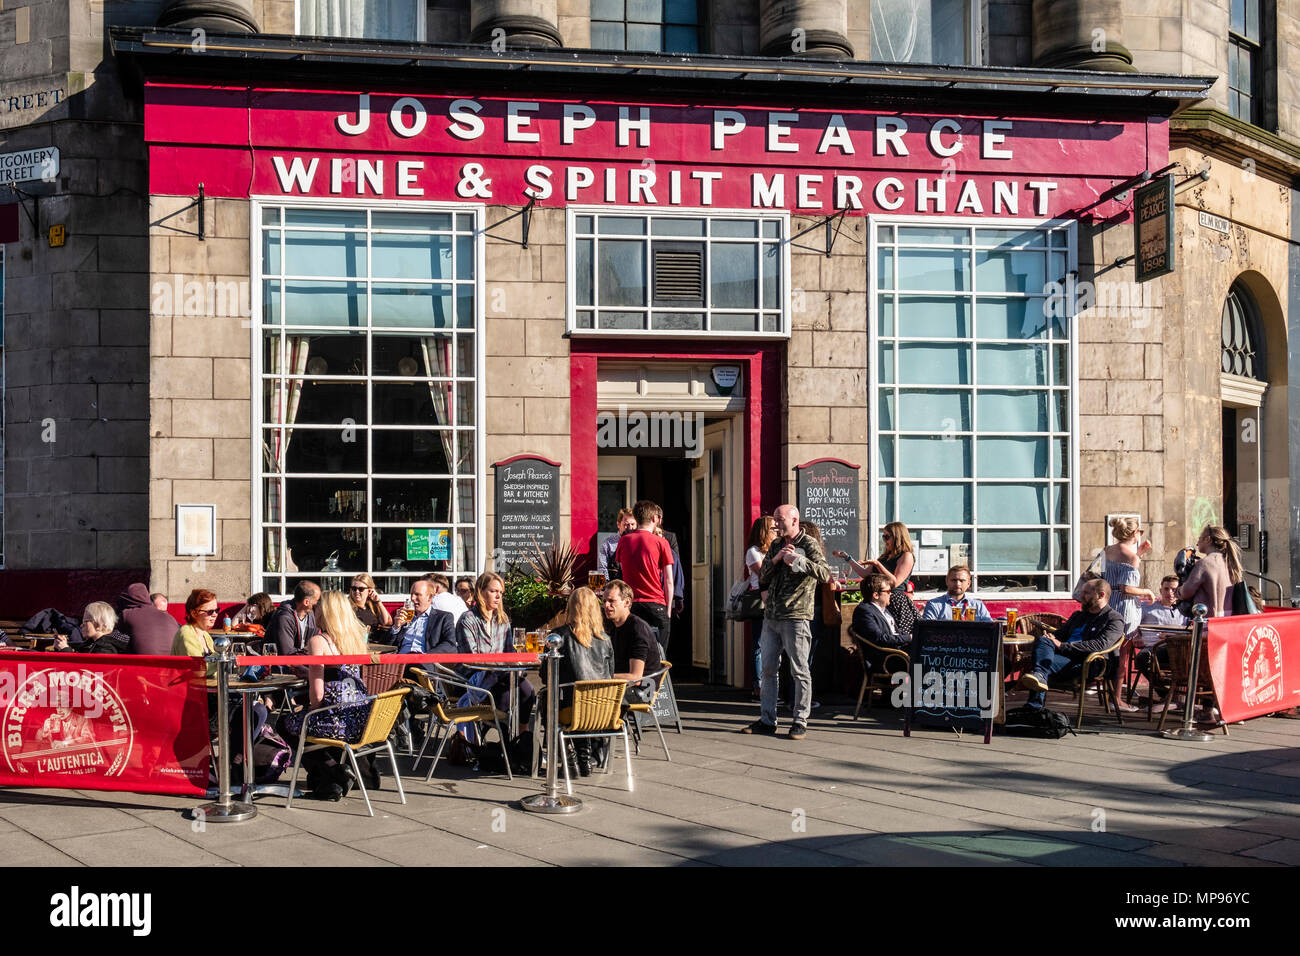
[0,653,210,795]
[144,84,1165,219]
[1203,611,1300,724]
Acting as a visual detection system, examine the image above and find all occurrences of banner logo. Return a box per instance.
[1241,624,1284,708]
[2,668,134,777]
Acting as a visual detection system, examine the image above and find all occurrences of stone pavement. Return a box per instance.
[3,686,1299,867]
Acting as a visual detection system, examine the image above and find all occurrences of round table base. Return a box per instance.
[1159,728,1215,742]
[519,793,583,814]
[189,801,257,823]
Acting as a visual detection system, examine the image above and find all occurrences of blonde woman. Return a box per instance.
[836,521,917,637]
[545,587,614,775]
[281,590,373,800]
[1102,516,1155,712]
[348,572,392,634]
[457,571,535,727]
[1181,525,1244,617]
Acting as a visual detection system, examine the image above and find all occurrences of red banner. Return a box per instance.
[1204,611,1300,724]
[0,653,210,796]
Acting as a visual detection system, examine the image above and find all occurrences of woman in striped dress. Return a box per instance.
[1103,516,1156,711]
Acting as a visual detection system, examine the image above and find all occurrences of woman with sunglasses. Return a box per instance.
[347,573,392,635]
[171,588,220,678]
[835,521,917,638]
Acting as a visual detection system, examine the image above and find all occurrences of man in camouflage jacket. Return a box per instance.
[742,504,830,740]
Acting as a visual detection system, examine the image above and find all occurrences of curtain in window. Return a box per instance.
[264,335,310,573]
[299,0,422,41]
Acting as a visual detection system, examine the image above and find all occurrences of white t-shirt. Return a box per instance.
[745,546,765,590]
[430,591,470,624]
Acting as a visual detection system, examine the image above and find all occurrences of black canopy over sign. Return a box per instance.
[794,458,860,565]
[493,454,561,570]
[904,619,1001,744]
[1134,175,1175,282]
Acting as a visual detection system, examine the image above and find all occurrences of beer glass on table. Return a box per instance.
[1005,607,1019,633]
[512,627,527,653]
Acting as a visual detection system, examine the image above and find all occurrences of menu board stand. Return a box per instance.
[493,454,562,572]
[904,619,1001,744]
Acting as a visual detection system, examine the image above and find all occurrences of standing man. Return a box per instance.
[921,565,993,621]
[653,504,686,651]
[1019,578,1124,709]
[267,580,322,655]
[597,508,636,579]
[743,503,829,740]
[614,500,675,650]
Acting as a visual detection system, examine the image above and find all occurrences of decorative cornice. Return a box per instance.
[1220,372,1268,407]
[1171,107,1300,183]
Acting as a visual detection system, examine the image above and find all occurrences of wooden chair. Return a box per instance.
[285,686,410,817]
[408,665,514,782]
[1159,636,1227,735]
[553,678,634,795]
[848,626,910,718]
[626,661,673,761]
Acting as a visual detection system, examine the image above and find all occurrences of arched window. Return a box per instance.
[1222,283,1264,380]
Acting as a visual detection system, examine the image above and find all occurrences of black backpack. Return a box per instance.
[1003,706,1076,739]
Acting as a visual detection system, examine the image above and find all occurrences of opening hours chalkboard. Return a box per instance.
[493,454,561,571]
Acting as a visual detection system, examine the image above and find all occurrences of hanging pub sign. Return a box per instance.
[793,458,860,568]
[493,454,562,571]
[1134,174,1175,282]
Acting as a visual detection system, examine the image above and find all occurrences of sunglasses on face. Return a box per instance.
[199,609,218,617]
[349,586,368,592]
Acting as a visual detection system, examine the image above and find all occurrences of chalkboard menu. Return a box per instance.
[904,619,1001,744]
[632,672,681,734]
[493,454,561,571]
[794,458,860,564]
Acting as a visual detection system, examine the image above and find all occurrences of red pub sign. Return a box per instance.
[145,84,1166,218]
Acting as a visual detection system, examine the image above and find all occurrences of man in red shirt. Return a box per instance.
[613,499,675,651]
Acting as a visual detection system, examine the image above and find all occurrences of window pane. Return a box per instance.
[977,437,1047,478]
[711,244,759,308]
[878,344,894,383]
[284,527,368,574]
[284,477,366,522]
[898,437,971,478]
[712,220,758,238]
[976,391,1048,432]
[896,296,969,338]
[977,484,1049,524]
[598,241,647,306]
[281,428,367,473]
[762,246,780,308]
[372,333,451,376]
[975,249,1045,294]
[372,479,453,523]
[898,389,970,431]
[262,230,281,274]
[664,25,699,52]
[267,331,366,377]
[878,391,895,430]
[598,310,646,330]
[456,335,474,376]
[576,238,593,305]
[372,283,454,328]
[284,208,365,228]
[878,482,895,521]
[652,218,705,236]
[591,0,624,18]
[876,247,894,289]
[976,344,1048,386]
[575,215,595,234]
[975,228,1045,250]
[976,531,1048,571]
[283,281,364,327]
[899,343,970,384]
[652,312,705,330]
[899,483,971,524]
[372,429,453,475]
[897,226,965,245]
[628,0,663,22]
[591,21,626,48]
[878,296,894,335]
[374,527,452,573]
[267,381,365,425]
[877,436,895,478]
[897,249,969,291]
[455,235,474,281]
[372,233,452,281]
[627,23,662,51]
[710,313,759,332]
[666,0,696,22]
[600,217,646,236]
[457,286,475,329]
[976,297,1048,339]
[373,384,452,426]
[285,231,365,277]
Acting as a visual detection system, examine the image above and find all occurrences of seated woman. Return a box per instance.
[280,590,376,801]
[542,587,614,776]
[234,592,275,634]
[347,573,393,635]
[456,571,536,729]
[52,602,130,654]
[171,589,220,678]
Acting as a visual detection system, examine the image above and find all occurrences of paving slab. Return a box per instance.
[0,802,149,842]
[50,828,230,867]
[215,831,395,867]
[0,828,85,866]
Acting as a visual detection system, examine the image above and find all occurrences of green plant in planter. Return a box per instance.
[502,568,565,631]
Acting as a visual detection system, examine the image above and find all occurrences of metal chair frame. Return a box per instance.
[409,664,514,782]
[627,661,673,761]
[848,626,910,718]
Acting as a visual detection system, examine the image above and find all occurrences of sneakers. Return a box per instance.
[740,719,778,735]
[788,722,808,740]
[1019,670,1049,693]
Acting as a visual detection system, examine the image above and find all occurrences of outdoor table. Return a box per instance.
[207,673,306,801]
[996,626,1037,724]
[463,661,534,738]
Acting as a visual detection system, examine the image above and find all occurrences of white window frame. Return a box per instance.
[250,196,485,601]
[565,206,791,339]
[870,0,985,67]
[294,0,428,42]
[867,213,1079,599]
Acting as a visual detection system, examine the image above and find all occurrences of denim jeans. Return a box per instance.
[760,619,812,726]
[1027,636,1104,709]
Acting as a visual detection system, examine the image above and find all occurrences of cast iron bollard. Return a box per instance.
[191,636,257,823]
[1160,604,1214,742]
[520,633,582,814]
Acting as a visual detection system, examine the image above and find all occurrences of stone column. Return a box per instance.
[1031,0,1133,71]
[156,0,260,32]
[759,0,853,60]
[470,0,562,49]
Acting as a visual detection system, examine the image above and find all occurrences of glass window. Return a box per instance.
[871,0,974,65]
[568,212,787,335]
[873,220,1073,594]
[1228,0,1263,126]
[259,205,479,598]
[591,0,700,52]
[297,0,425,41]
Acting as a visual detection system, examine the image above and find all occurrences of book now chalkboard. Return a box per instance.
[903,619,1001,744]
[793,457,860,567]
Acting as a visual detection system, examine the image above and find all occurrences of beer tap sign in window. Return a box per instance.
[255,202,483,598]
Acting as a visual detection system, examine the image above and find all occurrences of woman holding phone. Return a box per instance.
[835,521,917,638]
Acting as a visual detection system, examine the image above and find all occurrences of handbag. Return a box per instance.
[725,580,764,621]
[1071,553,1105,603]
[1231,581,1259,615]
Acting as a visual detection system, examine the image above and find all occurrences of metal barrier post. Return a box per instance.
[191,636,257,823]
[1161,605,1214,742]
[521,634,582,814]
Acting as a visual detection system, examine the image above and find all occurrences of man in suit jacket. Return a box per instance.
[390,579,458,656]
[853,574,910,673]
[1020,578,1124,709]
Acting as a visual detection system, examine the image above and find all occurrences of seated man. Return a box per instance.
[267,580,321,656]
[391,579,457,657]
[1019,578,1125,709]
[852,574,910,673]
[602,580,662,701]
[921,565,993,622]
[1134,575,1187,713]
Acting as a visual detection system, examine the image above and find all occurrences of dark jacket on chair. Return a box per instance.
[117,584,180,656]
[853,601,909,649]
[1051,606,1125,659]
[267,599,319,656]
